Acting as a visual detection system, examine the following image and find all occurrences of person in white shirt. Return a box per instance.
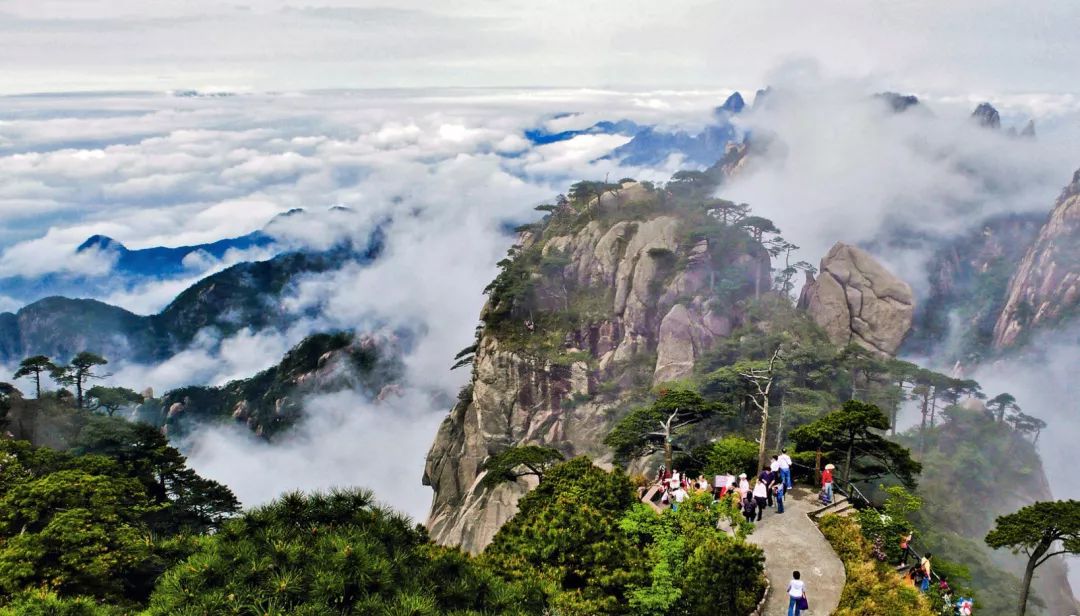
[737,473,750,501]
[752,480,768,521]
[770,456,780,473]
[787,570,807,616]
[672,486,688,511]
[778,449,793,489]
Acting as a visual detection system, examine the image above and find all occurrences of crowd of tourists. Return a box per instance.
[654,449,797,522]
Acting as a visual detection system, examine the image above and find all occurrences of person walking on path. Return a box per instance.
[821,463,835,504]
[778,449,793,489]
[752,479,768,521]
[787,571,807,616]
[919,553,933,592]
[898,530,913,565]
[774,480,785,514]
[742,493,757,523]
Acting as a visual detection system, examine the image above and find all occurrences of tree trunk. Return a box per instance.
[843,434,854,486]
[1018,556,1036,616]
[76,378,83,409]
[774,396,785,452]
[815,448,822,485]
[664,439,673,473]
[918,390,930,455]
[756,395,770,474]
[34,372,41,399]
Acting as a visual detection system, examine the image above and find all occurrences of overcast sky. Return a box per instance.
[1,0,1079,95]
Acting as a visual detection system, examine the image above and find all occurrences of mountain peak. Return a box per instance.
[76,235,127,253]
[972,102,1001,129]
[875,91,920,113]
[719,91,745,114]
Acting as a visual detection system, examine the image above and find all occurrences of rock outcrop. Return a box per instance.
[971,102,1001,129]
[798,242,914,356]
[423,191,769,553]
[993,169,1080,349]
[902,213,1043,359]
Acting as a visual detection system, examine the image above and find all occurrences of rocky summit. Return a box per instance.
[423,183,770,553]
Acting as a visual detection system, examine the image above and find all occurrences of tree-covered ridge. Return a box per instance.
[0,236,381,365]
[159,331,402,439]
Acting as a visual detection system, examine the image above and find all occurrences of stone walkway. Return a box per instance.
[746,487,846,616]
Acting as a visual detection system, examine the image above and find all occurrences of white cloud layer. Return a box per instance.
[1,1,1079,96]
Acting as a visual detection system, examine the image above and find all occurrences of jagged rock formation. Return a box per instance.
[993,169,1080,349]
[972,102,1001,129]
[423,189,770,553]
[902,213,1044,359]
[798,243,914,356]
[160,331,403,439]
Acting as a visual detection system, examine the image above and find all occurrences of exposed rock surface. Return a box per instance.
[993,169,1080,349]
[798,242,914,356]
[902,213,1043,359]
[972,102,1001,129]
[423,196,769,553]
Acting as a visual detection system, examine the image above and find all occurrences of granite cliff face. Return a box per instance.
[798,242,915,356]
[423,189,770,553]
[902,213,1043,360]
[993,169,1080,349]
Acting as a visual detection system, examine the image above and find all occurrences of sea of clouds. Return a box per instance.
[2,78,1079,531]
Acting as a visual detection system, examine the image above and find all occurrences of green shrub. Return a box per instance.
[818,515,934,616]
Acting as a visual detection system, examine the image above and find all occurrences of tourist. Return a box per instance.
[787,570,807,616]
[899,530,913,565]
[778,449,793,489]
[821,463,835,504]
[742,493,757,523]
[752,479,768,521]
[737,473,750,500]
[672,484,688,511]
[759,466,776,507]
[909,566,923,589]
[770,455,780,473]
[920,553,933,592]
[774,480,785,514]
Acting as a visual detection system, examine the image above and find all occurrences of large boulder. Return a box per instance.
[799,242,914,356]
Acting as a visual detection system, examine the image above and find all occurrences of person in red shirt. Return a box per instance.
[821,464,835,504]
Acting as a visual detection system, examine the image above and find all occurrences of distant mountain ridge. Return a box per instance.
[75,230,275,277]
[0,228,383,365]
[524,92,746,167]
[0,207,327,309]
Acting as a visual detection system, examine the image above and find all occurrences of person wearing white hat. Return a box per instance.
[822,463,835,504]
[737,473,750,501]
